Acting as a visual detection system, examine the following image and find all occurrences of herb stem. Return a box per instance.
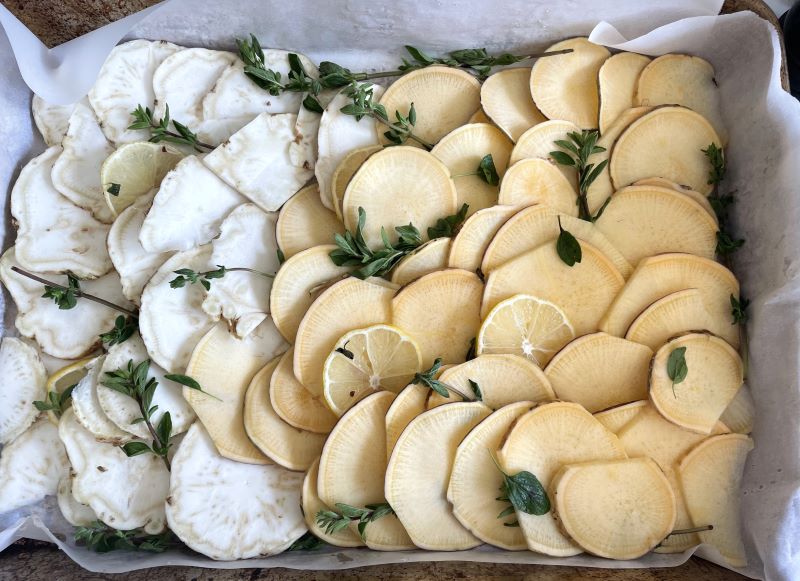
[308,273,352,296]
[372,115,433,150]
[224,267,275,278]
[667,525,714,536]
[136,398,171,471]
[151,126,213,152]
[11,266,138,317]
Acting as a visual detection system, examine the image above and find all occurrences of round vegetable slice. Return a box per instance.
[481,67,546,142]
[496,158,577,213]
[71,355,132,443]
[625,288,716,350]
[720,384,755,435]
[57,475,97,527]
[31,95,77,146]
[468,108,492,124]
[331,146,383,221]
[632,178,717,222]
[0,337,46,444]
[271,349,337,434]
[593,400,648,434]
[302,458,363,548]
[385,384,429,462]
[509,120,581,177]
[598,52,652,134]
[389,238,450,286]
[448,205,516,272]
[276,184,345,259]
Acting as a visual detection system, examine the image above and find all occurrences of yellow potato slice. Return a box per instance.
[481,67,546,142]
[302,458,363,547]
[720,384,755,435]
[625,288,716,351]
[390,238,450,286]
[632,178,717,222]
[598,52,652,134]
[593,400,648,434]
[496,158,577,213]
[468,108,492,124]
[331,145,382,221]
[448,205,516,272]
[276,184,344,259]
[270,349,337,434]
[509,120,581,187]
[385,384,429,462]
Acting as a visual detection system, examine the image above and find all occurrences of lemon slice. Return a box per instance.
[477,294,575,367]
[45,357,94,425]
[323,324,422,416]
[101,142,183,216]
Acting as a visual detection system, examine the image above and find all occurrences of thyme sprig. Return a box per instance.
[450,154,500,186]
[128,104,213,152]
[169,265,274,291]
[703,144,745,257]
[75,521,174,553]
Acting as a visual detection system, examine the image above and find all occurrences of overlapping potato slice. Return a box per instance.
[89,39,183,144]
[302,458,363,548]
[650,333,743,434]
[57,475,97,526]
[342,146,457,247]
[0,338,46,444]
[392,269,482,367]
[431,123,513,213]
[598,52,652,134]
[378,66,481,145]
[497,402,626,555]
[331,146,383,220]
[0,418,68,513]
[244,357,326,470]
[59,408,168,533]
[530,38,610,129]
[481,67,545,142]
[593,400,648,434]
[552,457,676,559]
[390,238,450,286]
[276,185,345,259]
[167,421,306,560]
[632,177,717,222]
[11,147,111,278]
[385,384,429,462]
[609,106,721,195]
[270,349,337,434]
[496,158,577,212]
[720,385,755,434]
[31,95,79,146]
[448,205,516,271]
[185,320,286,464]
[600,253,739,347]
[469,109,491,124]
[386,401,491,550]
[295,277,396,394]
[509,120,581,174]
[71,356,132,443]
[139,156,245,253]
[625,288,715,350]
[138,245,215,371]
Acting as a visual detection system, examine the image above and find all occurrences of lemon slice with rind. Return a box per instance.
[45,356,95,425]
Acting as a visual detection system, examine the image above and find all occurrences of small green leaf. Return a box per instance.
[556,217,582,267]
[667,347,689,397]
[165,374,222,402]
[477,154,499,186]
[288,532,325,551]
[731,295,750,325]
[504,471,550,516]
[468,379,482,401]
[106,183,121,196]
[121,441,152,457]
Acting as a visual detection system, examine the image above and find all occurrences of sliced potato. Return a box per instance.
[650,333,743,434]
[468,108,492,124]
[720,385,755,435]
[481,67,546,142]
[530,38,610,129]
[448,205,516,271]
[625,288,715,350]
[390,238,450,286]
[593,400,648,434]
[509,120,581,180]
[496,158,577,213]
[552,457,676,559]
[276,184,345,259]
[331,146,383,221]
[271,349,337,434]
[302,458,363,547]
[386,402,491,550]
[632,178,717,222]
[385,384,429,462]
[0,337,46,444]
[598,52,652,134]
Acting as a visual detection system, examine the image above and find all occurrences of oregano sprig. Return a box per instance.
[731,295,750,325]
[74,521,174,553]
[550,130,608,222]
[667,347,688,398]
[128,104,213,152]
[169,265,274,291]
[490,452,550,524]
[703,144,744,258]
[99,315,138,347]
[556,217,582,267]
[411,358,471,400]
[163,373,223,402]
[450,154,500,185]
[428,203,470,239]
[33,384,76,419]
[316,502,395,541]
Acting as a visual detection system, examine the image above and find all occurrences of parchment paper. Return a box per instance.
[1,1,798,579]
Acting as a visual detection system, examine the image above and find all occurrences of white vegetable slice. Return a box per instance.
[0,418,68,513]
[599,253,739,347]
[202,204,279,338]
[392,269,483,367]
[269,244,351,343]
[271,348,337,434]
[632,178,717,222]
[167,421,306,560]
[195,116,252,147]
[552,457,676,559]
[497,158,578,213]
[276,185,345,260]
[430,123,513,213]
[316,85,383,210]
[185,320,287,464]
[448,205,516,271]
[342,146,457,247]
[244,357,326,471]
[99,334,195,438]
[625,288,715,351]
[71,356,132,443]
[32,95,79,146]
[386,402,490,550]
[593,400,648,434]
[290,93,332,183]
[203,113,313,212]
[497,401,627,556]
[509,120,581,176]
[11,147,111,278]
[679,433,753,567]
[89,39,183,144]
[57,475,97,526]
[598,52,652,134]
[378,67,481,145]
[650,333,743,434]
[544,333,653,413]
[139,156,245,253]
[331,145,383,221]
[720,385,755,434]
[385,384,429,462]
[530,38,610,129]
[609,106,721,195]
[0,337,46,444]
[481,67,546,142]
[303,458,364,547]
[389,238,450,286]
[59,409,168,533]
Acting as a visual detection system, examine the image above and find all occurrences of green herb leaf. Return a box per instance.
[33,384,76,418]
[121,441,153,457]
[315,503,395,541]
[717,230,745,255]
[702,143,725,186]
[106,183,121,196]
[42,274,81,310]
[74,521,174,553]
[277,247,286,265]
[428,203,470,239]
[551,130,607,221]
[667,347,689,398]
[164,373,222,402]
[468,379,482,401]
[412,358,450,398]
[731,295,750,325]
[287,531,326,551]
[128,103,211,152]
[491,452,550,517]
[477,154,500,185]
[465,336,477,360]
[556,217,582,267]
[99,315,138,347]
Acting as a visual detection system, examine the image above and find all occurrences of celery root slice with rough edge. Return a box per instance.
[342,146,457,248]
[57,475,97,527]
[481,67,546,142]
[185,320,287,464]
[720,384,755,434]
[427,354,555,410]
[392,269,483,368]
[378,66,481,146]
[635,54,727,145]
[530,38,610,129]
[625,288,716,351]
[276,184,345,260]
[632,178,717,222]
[600,253,739,348]
[448,205,516,272]
[71,356,132,444]
[270,244,351,343]
[551,457,676,559]
[609,106,721,195]
[0,337,46,445]
[331,146,383,221]
[509,120,581,184]
[679,433,754,567]
[32,95,78,146]
[650,333,743,434]
[295,277,397,395]
[271,349,337,434]
[598,52,652,134]
[318,390,415,551]
[594,185,718,266]
[544,333,653,413]
[497,158,578,214]
[480,204,632,277]
[166,421,306,560]
[431,123,513,214]
[593,400,648,434]
[386,401,491,550]
[390,238,450,286]
[303,458,363,548]
[385,384,430,462]
[323,324,423,417]
[244,357,326,471]
[448,401,533,550]
[482,240,625,333]
[497,401,627,556]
